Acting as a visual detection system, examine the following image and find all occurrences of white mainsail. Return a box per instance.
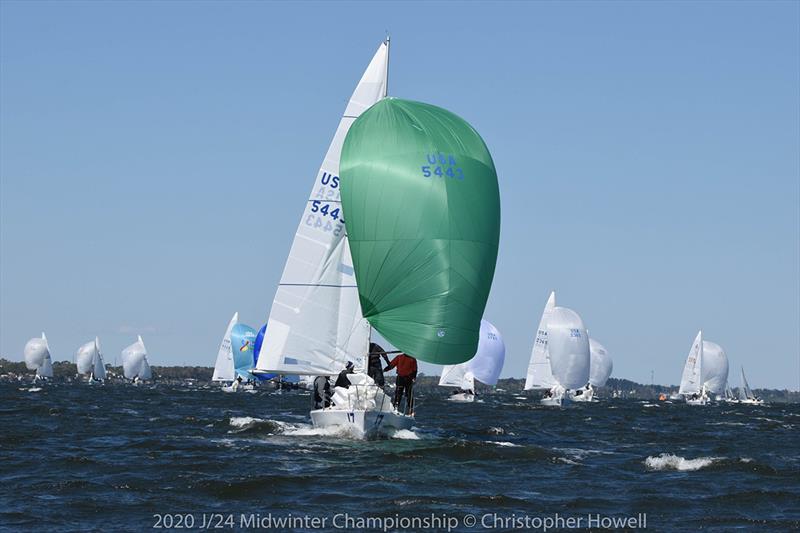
[212,312,238,382]
[439,320,506,389]
[38,333,53,378]
[92,337,106,380]
[739,366,755,400]
[524,292,558,390]
[701,340,728,394]
[439,364,473,389]
[679,330,703,395]
[121,335,151,380]
[255,40,389,376]
[588,338,613,387]
[547,306,591,390]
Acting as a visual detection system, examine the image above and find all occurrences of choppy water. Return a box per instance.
[2,383,799,532]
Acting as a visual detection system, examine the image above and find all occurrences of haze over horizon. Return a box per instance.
[1,2,798,389]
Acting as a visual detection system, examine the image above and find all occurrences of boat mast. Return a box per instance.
[384,33,390,98]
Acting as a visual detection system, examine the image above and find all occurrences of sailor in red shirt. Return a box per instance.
[384,353,417,414]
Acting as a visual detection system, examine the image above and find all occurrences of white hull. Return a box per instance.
[447,392,475,403]
[739,398,764,405]
[569,387,595,402]
[685,396,709,405]
[310,408,413,438]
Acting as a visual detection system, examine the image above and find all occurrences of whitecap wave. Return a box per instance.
[390,429,420,440]
[229,416,269,429]
[644,453,719,471]
[489,441,519,447]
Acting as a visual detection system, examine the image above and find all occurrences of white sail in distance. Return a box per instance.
[76,340,97,375]
[24,332,49,370]
[546,306,591,390]
[524,292,558,390]
[588,338,613,387]
[679,330,703,395]
[256,40,389,376]
[701,340,728,394]
[121,335,151,380]
[739,366,755,400]
[439,320,505,388]
[38,333,53,378]
[212,312,238,382]
[93,337,106,380]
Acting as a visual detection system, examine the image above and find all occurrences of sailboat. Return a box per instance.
[76,337,106,383]
[679,330,707,404]
[722,383,739,403]
[524,292,591,406]
[121,335,153,384]
[571,338,613,402]
[738,366,764,405]
[439,320,505,402]
[255,39,500,437]
[24,332,53,381]
[212,312,238,388]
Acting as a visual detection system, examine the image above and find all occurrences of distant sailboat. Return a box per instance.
[212,312,238,387]
[76,337,106,383]
[679,331,707,404]
[524,292,591,406]
[738,366,764,405]
[121,335,152,384]
[571,338,613,402]
[24,332,53,381]
[439,320,505,402]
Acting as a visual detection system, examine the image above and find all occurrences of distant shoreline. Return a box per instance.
[2,358,797,402]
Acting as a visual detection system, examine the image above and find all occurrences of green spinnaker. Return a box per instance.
[340,98,500,365]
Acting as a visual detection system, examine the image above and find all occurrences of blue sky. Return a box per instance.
[1,1,798,389]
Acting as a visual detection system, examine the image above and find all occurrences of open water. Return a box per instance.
[2,383,798,531]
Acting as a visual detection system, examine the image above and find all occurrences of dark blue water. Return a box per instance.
[2,383,798,532]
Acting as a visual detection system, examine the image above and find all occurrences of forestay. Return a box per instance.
[255,41,389,376]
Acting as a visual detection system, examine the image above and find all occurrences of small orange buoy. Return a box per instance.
[658,393,667,401]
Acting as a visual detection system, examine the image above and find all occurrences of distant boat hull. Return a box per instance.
[569,386,595,402]
[447,392,475,403]
[739,398,764,405]
[310,408,413,438]
[685,395,709,406]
